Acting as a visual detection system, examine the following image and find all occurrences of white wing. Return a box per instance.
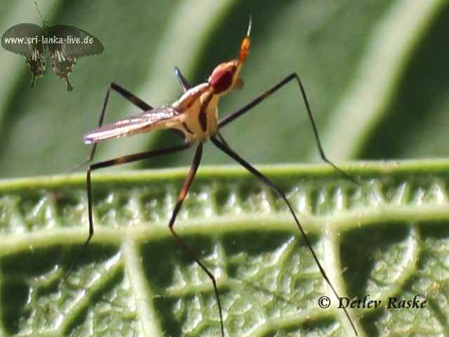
[84,106,181,144]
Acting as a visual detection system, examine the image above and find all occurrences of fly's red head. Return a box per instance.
[208,18,252,95]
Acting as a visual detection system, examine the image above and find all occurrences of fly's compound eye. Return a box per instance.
[208,62,237,94]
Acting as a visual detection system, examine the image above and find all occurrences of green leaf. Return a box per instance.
[1,162,449,336]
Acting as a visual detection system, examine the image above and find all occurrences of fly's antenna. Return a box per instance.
[246,15,252,37]
[239,16,252,63]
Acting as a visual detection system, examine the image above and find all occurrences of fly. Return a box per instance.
[80,18,358,336]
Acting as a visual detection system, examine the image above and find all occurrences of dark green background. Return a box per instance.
[0,0,448,177]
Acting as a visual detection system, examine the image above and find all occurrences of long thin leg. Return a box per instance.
[210,134,358,336]
[174,66,192,92]
[66,143,191,276]
[218,73,357,184]
[167,143,225,337]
